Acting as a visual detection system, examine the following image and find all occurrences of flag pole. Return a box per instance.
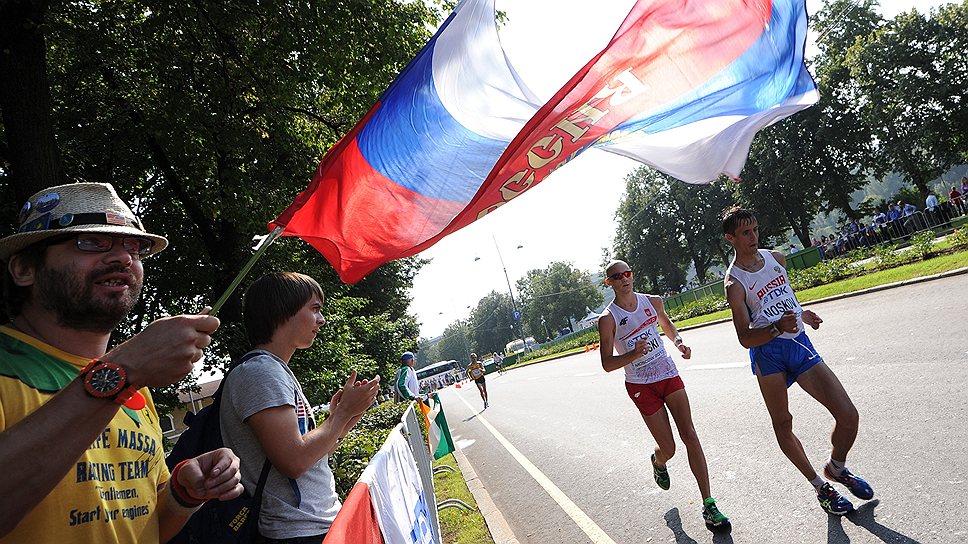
[208,225,285,316]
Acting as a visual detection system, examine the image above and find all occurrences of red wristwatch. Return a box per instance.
[79,359,140,406]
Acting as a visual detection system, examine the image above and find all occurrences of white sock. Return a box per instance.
[810,475,826,489]
[828,458,846,475]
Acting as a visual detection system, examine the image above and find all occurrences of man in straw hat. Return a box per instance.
[0,183,243,543]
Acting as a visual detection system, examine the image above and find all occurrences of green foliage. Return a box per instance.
[325,401,410,500]
[908,230,936,261]
[516,261,601,340]
[613,169,734,293]
[0,0,444,415]
[467,291,516,356]
[871,243,904,268]
[846,3,968,198]
[948,228,968,249]
[520,328,599,363]
[667,296,729,322]
[787,256,857,290]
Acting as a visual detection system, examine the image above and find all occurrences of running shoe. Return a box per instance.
[651,453,670,490]
[702,497,730,527]
[483,400,488,409]
[816,482,854,516]
[824,463,874,500]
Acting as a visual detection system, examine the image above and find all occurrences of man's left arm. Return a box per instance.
[650,295,691,360]
[157,448,243,542]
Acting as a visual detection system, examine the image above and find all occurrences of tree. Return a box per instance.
[667,181,734,284]
[847,4,968,200]
[0,0,443,409]
[612,167,734,290]
[516,262,601,338]
[435,320,471,364]
[808,0,882,220]
[467,291,516,356]
[613,168,690,293]
[738,115,828,248]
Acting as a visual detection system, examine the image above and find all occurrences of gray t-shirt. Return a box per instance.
[219,350,340,538]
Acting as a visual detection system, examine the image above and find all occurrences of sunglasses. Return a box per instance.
[54,234,154,258]
[607,270,632,281]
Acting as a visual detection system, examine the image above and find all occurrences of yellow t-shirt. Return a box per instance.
[0,326,169,544]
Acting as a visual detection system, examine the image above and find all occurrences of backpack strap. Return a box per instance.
[249,458,272,525]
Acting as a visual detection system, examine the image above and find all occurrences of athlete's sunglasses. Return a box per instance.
[607,270,632,281]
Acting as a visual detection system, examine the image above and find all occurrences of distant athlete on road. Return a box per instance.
[466,353,488,409]
[722,206,874,516]
[598,260,729,529]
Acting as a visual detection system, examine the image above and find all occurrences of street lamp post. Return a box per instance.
[476,235,529,359]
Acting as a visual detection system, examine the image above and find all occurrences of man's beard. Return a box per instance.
[35,262,142,333]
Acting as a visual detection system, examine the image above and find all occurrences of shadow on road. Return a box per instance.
[462,413,481,422]
[664,508,734,544]
[826,500,922,543]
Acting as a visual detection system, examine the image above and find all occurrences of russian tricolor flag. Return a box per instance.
[272,0,817,283]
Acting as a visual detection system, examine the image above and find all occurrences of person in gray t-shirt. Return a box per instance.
[220,272,380,543]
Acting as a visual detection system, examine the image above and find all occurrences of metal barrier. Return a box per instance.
[401,403,443,544]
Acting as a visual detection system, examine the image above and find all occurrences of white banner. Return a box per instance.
[362,425,436,544]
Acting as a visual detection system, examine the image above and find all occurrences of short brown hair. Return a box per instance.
[721,206,756,235]
[243,271,324,346]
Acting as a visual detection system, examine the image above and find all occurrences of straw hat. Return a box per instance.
[0,183,168,261]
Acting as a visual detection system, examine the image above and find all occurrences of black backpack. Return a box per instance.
[166,352,270,544]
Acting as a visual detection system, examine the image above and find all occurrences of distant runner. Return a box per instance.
[722,206,873,516]
[466,353,488,409]
[599,260,729,530]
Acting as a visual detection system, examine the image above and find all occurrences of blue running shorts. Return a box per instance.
[749,331,824,387]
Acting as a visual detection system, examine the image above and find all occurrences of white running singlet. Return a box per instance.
[602,293,678,385]
[725,249,803,339]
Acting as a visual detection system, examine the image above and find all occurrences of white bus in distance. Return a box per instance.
[417,360,462,394]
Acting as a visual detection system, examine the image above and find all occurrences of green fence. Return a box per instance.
[663,246,822,312]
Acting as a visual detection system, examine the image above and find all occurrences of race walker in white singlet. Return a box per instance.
[725,249,803,339]
[602,293,678,385]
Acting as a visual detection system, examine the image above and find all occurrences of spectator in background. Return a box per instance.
[813,237,826,260]
[961,177,968,202]
[393,352,420,402]
[949,186,965,215]
[900,201,919,233]
[925,192,946,226]
[886,202,904,238]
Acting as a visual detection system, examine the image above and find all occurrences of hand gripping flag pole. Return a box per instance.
[208,225,285,317]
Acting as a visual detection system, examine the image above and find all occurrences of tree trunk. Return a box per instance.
[0,0,63,200]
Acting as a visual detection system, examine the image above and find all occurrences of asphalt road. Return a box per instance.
[436,273,968,543]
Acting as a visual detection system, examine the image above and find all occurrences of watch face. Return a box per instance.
[90,367,122,392]
[84,363,125,397]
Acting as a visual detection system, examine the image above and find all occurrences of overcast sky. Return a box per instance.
[405,0,953,339]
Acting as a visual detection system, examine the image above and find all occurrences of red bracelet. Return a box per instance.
[170,460,207,507]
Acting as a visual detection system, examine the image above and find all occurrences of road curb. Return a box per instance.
[677,265,968,333]
[452,445,519,544]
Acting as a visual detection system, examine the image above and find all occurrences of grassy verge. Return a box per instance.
[433,453,492,544]
[676,248,968,329]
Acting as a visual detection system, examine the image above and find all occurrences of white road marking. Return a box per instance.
[455,393,617,544]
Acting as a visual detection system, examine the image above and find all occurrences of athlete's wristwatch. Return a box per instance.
[673,335,683,345]
[79,359,140,405]
[768,323,782,338]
